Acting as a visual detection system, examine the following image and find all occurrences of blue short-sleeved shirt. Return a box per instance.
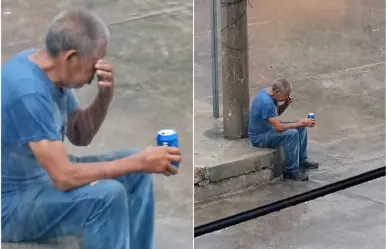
[248,88,278,145]
[1,49,80,224]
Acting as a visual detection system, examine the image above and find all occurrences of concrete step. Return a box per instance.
[194,139,284,203]
[194,103,284,203]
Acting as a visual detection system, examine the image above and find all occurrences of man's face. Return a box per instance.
[273,90,290,103]
[59,45,107,88]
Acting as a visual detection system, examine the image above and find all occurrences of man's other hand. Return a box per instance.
[138,146,182,176]
[301,118,315,128]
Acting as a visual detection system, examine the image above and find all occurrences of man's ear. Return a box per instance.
[63,50,77,62]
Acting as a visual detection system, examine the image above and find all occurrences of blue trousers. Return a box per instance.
[251,127,308,173]
[2,148,155,249]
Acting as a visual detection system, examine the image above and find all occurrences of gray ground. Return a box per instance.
[195,0,386,248]
[2,1,193,249]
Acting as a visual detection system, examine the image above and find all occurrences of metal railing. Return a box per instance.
[211,0,220,118]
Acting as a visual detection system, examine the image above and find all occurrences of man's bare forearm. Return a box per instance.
[278,104,289,116]
[67,91,112,145]
[274,121,304,132]
[29,139,142,191]
[280,121,303,130]
[60,153,143,191]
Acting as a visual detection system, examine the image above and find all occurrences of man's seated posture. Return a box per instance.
[248,79,318,181]
[1,8,181,249]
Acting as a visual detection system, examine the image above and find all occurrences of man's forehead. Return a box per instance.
[82,52,105,65]
[94,49,107,61]
[89,43,108,61]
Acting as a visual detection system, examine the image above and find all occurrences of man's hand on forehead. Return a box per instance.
[94,60,114,95]
[95,60,113,81]
[95,60,113,72]
[286,95,294,104]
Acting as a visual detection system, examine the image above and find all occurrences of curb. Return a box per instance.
[195,148,284,203]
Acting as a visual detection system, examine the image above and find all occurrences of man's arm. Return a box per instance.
[278,95,294,116]
[67,91,112,146]
[277,103,289,116]
[67,60,114,146]
[29,140,144,190]
[268,117,305,132]
[30,139,181,191]
[261,102,310,132]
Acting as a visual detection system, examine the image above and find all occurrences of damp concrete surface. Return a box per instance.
[194,0,385,248]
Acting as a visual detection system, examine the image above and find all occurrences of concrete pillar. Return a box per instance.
[220,0,250,139]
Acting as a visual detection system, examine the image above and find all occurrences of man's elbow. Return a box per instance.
[55,180,75,191]
[273,125,287,132]
[75,138,93,147]
[53,176,76,191]
[50,168,78,191]
[67,134,93,147]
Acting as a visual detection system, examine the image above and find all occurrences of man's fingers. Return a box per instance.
[96,70,113,81]
[167,154,182,163]
[166,146,181,155]
[163,171,171,177]
[95,60,113,72]
[167,164,178,175]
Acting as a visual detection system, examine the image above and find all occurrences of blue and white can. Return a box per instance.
[157,129,179,167]
[308,113,315,119]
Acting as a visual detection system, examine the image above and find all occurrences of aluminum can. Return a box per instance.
[308,113,315,119]
[157,129,179,167]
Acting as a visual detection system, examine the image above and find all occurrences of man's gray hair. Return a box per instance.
[45,8,110,58]
[272,78,292,93]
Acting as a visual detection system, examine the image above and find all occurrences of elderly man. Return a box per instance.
[248,79,318,181]
[1,8,181,249]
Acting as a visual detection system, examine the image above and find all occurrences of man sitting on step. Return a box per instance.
[1,8,181,249]
[248,78,318,181]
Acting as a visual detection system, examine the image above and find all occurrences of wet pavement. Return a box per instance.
[195,177,385,249]
[2,1,193,248]
[194,0,385,248]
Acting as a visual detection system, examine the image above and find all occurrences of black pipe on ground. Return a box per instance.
[195,166,386,237]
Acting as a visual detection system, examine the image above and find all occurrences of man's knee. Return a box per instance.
[283,129,299,138]
[298,126,307,134]
[279,129,299,146]
[126,173,153,195]
[90,179,128,204]
[114,172,154,199]
[141,172,153,184]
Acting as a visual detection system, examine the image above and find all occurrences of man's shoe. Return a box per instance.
[300,160,319,169]
[283,171,309,181]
